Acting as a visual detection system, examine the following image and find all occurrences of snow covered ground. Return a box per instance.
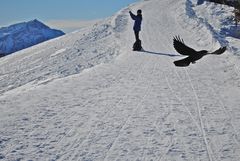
[0,0,240,160]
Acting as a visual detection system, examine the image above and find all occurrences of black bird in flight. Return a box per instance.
[173,36,226,67]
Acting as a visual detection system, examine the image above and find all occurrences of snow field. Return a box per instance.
[0,0,240,160]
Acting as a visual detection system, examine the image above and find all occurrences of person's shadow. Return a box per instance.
[140,50,180,57]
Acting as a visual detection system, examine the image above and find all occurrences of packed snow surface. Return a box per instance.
[0,0,240,160]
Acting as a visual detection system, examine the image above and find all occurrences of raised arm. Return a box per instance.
[129,11,137,20]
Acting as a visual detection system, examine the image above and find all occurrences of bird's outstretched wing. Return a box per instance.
[173,36,197,56]
[209,46,226,55]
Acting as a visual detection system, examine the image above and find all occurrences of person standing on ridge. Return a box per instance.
[129,9,143,51]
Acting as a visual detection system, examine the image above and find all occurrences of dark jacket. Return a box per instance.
[129,11,142,32]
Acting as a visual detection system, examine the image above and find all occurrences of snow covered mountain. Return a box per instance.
[1,0,240,160]
[0,19,64,56]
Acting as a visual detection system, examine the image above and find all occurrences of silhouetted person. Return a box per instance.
[129,9,142,41]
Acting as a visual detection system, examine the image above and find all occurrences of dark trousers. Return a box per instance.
[134,31,140,41]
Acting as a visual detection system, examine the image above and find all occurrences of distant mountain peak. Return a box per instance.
[0,19,65,56]
[27,19,49,29]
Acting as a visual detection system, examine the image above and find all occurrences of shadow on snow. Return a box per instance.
[220,25,240,39]
[140,50,180,57]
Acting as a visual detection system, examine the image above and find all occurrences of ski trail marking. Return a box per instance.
[157,91,176,161]
[208,63,240,144]
[3,43,131,159]
[136,62,158,161]
[102,56,153,161]
[48,44,137,153]
[206,63,240,159]
[184,68,216,161]
[64,55,147,161]
[164,72,202,133]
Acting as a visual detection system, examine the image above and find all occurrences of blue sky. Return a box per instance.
[0,0,138,32]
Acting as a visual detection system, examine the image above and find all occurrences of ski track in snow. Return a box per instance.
[1,0,240,160]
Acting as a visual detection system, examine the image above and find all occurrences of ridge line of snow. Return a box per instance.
[185,0,222,48]
[182,0,240,80]
[0,9,133,95]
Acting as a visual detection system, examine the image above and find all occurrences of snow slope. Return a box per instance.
[0,19,64,55]
[1,0,240,160]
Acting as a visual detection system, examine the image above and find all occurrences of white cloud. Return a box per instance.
[46,19,100,33]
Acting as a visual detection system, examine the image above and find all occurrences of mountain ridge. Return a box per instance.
[0,19,64,56]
